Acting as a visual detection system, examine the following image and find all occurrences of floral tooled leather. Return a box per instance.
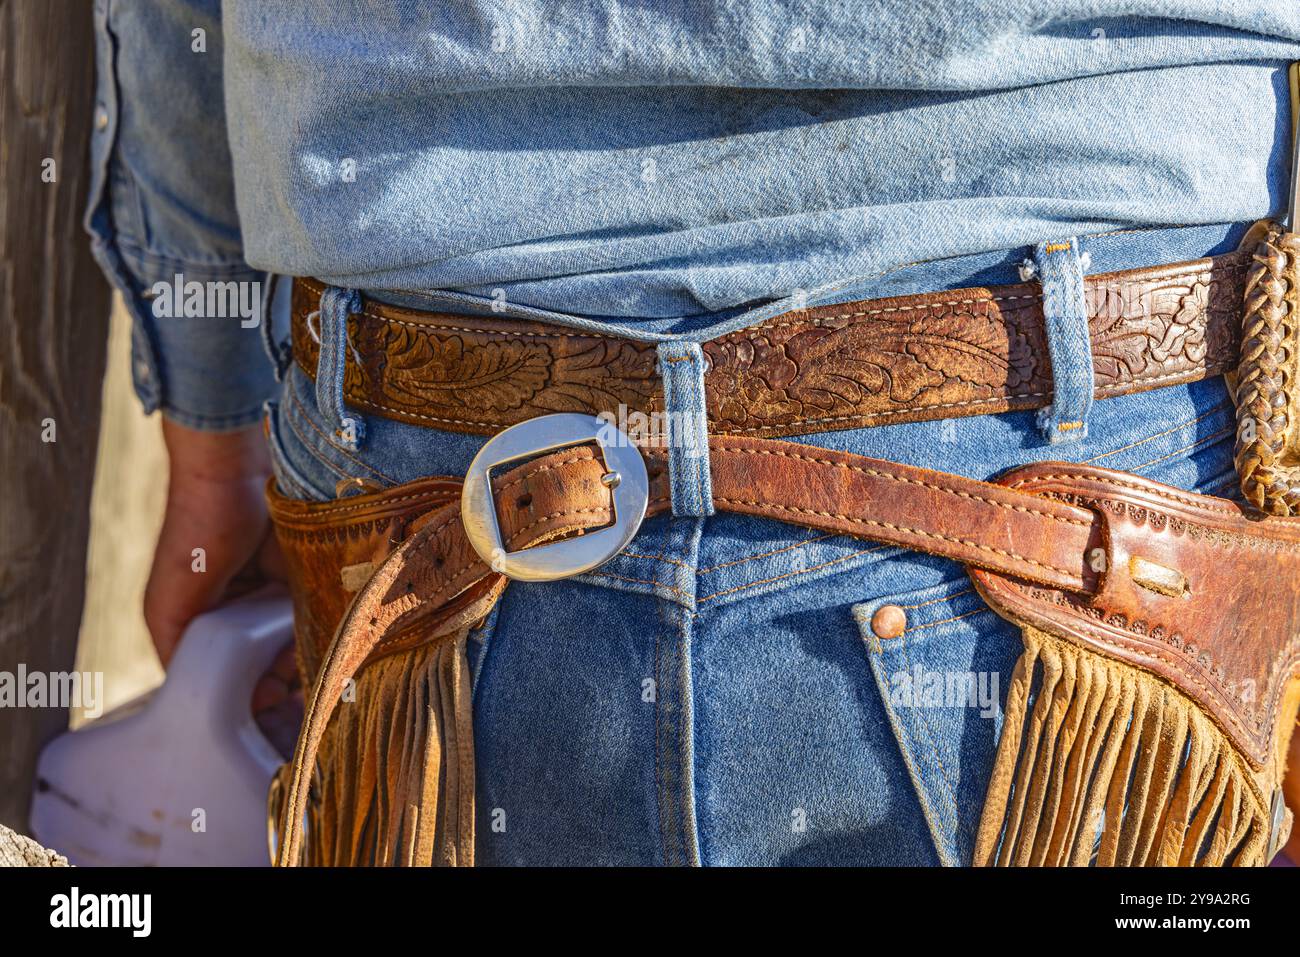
[293,253,1247,439]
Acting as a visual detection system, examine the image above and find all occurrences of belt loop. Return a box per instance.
[656,341,714,518]
[1032,237,1094,445]
[315,285,366,451]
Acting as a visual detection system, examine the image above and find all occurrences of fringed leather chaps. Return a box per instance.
[267,434,1300,866]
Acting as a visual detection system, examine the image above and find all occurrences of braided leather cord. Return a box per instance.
[1236,221,1300,516]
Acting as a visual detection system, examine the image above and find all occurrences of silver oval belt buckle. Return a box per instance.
[460,413,650,582]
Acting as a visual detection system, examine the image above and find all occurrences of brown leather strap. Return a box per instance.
[276,435,1102,864]
[275,434,1300,865]
[291,251,1248,440]
[663,438,1099,592]
[972,462,1300,768]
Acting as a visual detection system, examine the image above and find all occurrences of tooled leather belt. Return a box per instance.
[275,237,1300,866]
[291,253,1250,440]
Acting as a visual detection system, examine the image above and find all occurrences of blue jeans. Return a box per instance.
[266,223,1244,865]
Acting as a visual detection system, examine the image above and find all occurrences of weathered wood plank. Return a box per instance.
[0,0,112,828]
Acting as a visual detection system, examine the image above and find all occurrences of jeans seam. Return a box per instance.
[282,396,353,484]
[898,586,976,612]
[467,604,500,703]
[905,606,992,634]
[619,549,693,569]
[1211,472,1244,496]
[697,532,839,575]
[287,382,398,485]
[1129,426,1234,474]
[696,542,895,604]
[862,626,949,867]
[675,604,700,866]
[588,570,691,601]
[265,409,321,500]
[652,596,669,865]
[1081,401,1229,464]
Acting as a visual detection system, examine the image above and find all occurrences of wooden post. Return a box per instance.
[0,0,111,829]
[0,823,68,866]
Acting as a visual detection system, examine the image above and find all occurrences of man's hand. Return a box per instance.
[145,417,300,741]
[144,417,283,667]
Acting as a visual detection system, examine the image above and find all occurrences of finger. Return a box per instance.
[268,641,300,685]
[252,672,292,715]
[257,530,288,584]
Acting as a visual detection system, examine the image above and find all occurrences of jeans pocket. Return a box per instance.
[264,400,328,501]
[853,576,1022,866]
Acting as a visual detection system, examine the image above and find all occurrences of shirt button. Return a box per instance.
[94,105,109,131]
[870,604,907,640]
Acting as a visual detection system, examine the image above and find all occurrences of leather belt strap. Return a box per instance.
[277,435,1105,864]
[275,432,1300,866]
[291,250,1248,440]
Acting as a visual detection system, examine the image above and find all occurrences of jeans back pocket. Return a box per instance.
[263,399,328,501]
[854,578,1022,866]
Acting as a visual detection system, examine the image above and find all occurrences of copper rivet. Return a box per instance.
[871,604,907,640]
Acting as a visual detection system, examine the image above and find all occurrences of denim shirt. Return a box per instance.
[87,0,1300,428]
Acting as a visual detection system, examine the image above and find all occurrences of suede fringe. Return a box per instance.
[974,626,1271,867]
[273,633,476,866]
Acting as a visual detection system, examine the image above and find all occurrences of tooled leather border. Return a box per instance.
[971,466,1300,769]
[291,252,1249,439]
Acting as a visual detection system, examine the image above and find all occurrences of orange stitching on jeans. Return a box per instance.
[619,549,693,569]
[1130,427,1234,474]
[905,607,990,633]
[282,397,353,483]
[697,533,839,574]
[697,543,894,604]
[287,385,399,485]
[588,569,691,601]
[898,587,975,612]
[1082,403,1229,464]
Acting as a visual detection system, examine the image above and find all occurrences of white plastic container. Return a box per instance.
[29,587,292,866]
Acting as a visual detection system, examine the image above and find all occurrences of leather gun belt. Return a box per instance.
[272,239,1300,868]
[271,432,1300,866]
[291,251,1250,440]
